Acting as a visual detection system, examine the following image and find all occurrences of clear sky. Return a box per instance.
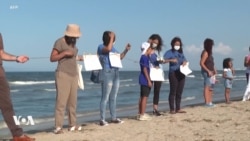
[1,0,250,72]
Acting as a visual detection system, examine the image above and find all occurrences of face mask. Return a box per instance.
[113,42,115,45]
[152,43,157,48]
[174,45,180,50]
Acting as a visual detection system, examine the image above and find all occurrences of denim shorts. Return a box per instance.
[201,69,211,87]
[224,79,233,89]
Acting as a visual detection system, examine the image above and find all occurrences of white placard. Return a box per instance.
[180,62,192,76]
[109,52,123,68]
[150,67,165,81]
[83,54,102,71]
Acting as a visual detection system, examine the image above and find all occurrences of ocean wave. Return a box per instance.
[0,121,7,129]
[0,117,55,129]
[162,80,169,84]
[10,89,19,92]
[187,75,195,78]
[44,89,56,92]
[234,75,246,78]
[234,78,247,81]
[182,96,196,101]
[9,81,55,85]
[120,84,138,87]
[120,79,133,82]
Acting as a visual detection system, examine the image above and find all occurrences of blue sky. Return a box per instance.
[1,0,250,72]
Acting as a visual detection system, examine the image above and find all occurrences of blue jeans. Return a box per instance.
[100,68,120,121]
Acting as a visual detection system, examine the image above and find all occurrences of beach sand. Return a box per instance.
[1,101,250,141]
[3,100,250,141]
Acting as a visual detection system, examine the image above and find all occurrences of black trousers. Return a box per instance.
[168,70,185,111]
[153,81,162,105]
[246,73,249,84]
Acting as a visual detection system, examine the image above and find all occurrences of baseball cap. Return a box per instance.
[141,42,150,55]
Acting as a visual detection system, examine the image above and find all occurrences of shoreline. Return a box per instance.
[0,95,245,140]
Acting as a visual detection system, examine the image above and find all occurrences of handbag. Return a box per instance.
[77,63,84,90]
[90,70,102,83]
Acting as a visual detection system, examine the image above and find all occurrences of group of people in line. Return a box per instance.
[0,23,246,141]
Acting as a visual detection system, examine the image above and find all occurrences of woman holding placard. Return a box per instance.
[163,37,188,114]
[142,34,164,116]
[97,31,131,126]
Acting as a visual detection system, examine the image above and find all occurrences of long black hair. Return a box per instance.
[170,37,183,53]
[148,34,163,52]
[204,38,214,56]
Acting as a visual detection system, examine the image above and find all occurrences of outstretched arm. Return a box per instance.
[0,34,29,63]
[120,43,131,60]
[0,49,29,63]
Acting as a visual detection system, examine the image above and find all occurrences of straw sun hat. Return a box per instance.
[64,24,81,37]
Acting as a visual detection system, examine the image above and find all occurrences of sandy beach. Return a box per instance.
[3,100,249,141]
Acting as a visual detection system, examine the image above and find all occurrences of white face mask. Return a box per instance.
[152,43,157,48]
[174,45,180,50]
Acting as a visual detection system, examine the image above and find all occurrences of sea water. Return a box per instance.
[0,70,247,135]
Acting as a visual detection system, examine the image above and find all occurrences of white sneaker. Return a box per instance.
[100,120,109,126]
[68,125,82,131]
[54,127,63,134]
[111,118,124,124]
[138,114,151,121]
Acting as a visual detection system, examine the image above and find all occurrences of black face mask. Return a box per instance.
[65,36,77,46]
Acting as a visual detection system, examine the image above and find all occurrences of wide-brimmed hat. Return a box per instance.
[64,24,81,37]
[141,42,150,55]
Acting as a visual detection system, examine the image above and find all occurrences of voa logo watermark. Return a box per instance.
[13,115,35,125]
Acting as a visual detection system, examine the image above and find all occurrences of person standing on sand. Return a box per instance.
[142,34,164,116]
[50,24,83,134]
[98,31,131,126]
[244,46,250,83]
[222,58,235,104]
[0,33,35,141]
[138,42,154,121]
[163,37,187,114]
[200,38,217,107]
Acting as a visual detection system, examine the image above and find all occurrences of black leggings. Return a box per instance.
[153,81,162,105]
[246,73,249,84]
[168,71,185,111]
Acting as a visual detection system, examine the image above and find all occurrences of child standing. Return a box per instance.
[222,58,235,104]
[138,42,154,121]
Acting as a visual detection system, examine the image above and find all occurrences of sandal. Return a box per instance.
[176,110,187,113]
[54,127,63,134]
[153,109,162,116]
[68,125,82,131]
[169,110,176,114]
